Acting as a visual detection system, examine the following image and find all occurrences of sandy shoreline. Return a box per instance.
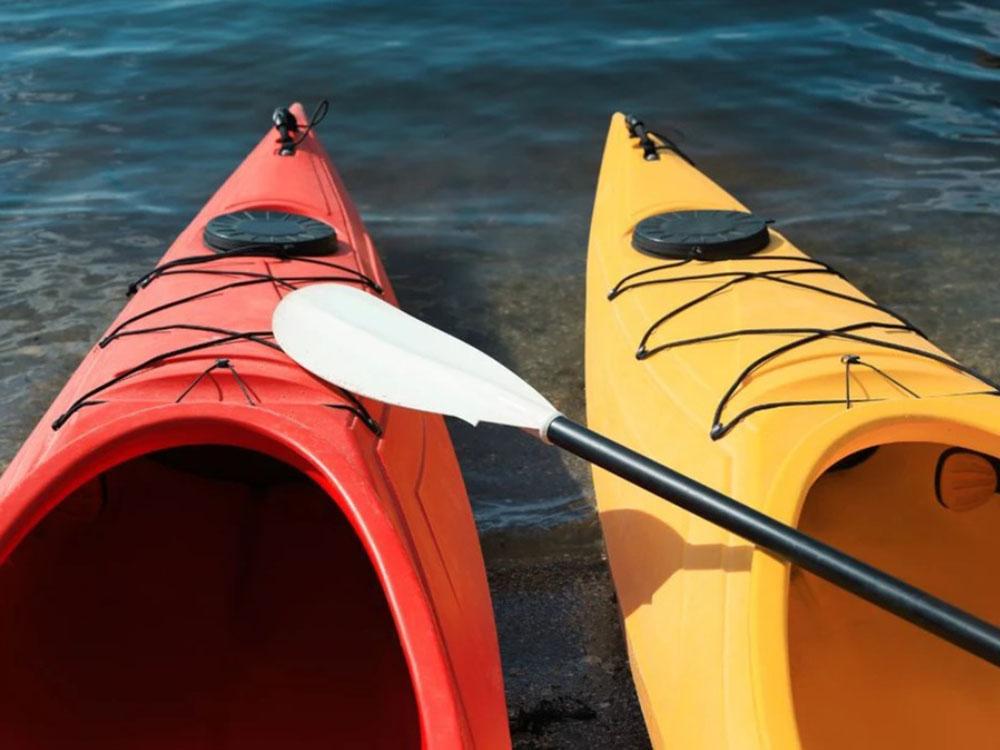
[482,534,651,749]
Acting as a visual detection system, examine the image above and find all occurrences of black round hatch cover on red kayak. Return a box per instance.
[204,210,337,255]
[632,209,770,260]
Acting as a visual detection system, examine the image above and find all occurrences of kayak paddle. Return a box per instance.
[273,284,1000,668]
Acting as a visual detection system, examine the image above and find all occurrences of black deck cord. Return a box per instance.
[176,358,256,405]
[844,354,858,409]
[625,114,695,164]
[52,332,270,429]
[625,312,999,438]
[653,322,916,353]
[103,323,275,347]
[104,274,369,347]
[843,353,920,409]
[52,331,381,435]
[127,247,382,297]
[622,268,844,312]
[143,268,331,284]
[290,99,329,148]
[634,270,920,359]
[325,402,382,437]
[609,255,835,299]
[708,325,1000,439]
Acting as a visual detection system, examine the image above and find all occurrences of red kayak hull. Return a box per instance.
[0,104,510,749]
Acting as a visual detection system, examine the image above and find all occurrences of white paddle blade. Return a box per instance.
[273,285,560,432]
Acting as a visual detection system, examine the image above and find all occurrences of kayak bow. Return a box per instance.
[0,103,510,750]
[586,113,1000,749]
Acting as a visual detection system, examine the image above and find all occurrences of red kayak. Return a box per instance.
[0,103,510,749]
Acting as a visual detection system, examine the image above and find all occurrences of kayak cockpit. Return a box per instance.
[788,440,1000,748]
[0,446,420,749]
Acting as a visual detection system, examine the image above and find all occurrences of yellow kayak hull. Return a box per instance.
[586,113,1000,749]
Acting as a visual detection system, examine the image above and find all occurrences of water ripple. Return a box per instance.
[1,0,998,534]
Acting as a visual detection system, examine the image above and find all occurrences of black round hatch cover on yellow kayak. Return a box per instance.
[632,209,770,259]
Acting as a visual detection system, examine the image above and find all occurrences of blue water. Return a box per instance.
[2,0,999,542]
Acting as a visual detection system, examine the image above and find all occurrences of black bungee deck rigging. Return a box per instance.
[613,115,1000,440]
[53,254,384,434]
[52,103,383,435]
[608,252,1000,439]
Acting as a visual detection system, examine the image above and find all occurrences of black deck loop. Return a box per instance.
[624,114,695,164]
[127,249,381,297]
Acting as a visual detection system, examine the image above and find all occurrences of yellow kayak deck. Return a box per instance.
[585,113,1000,748]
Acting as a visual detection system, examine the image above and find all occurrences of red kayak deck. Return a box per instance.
[0,104,509,749]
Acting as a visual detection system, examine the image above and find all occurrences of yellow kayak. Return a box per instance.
[585,112,1000,749]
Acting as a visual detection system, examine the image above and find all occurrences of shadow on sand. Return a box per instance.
[600,508,753,617]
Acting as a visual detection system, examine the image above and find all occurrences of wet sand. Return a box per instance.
[482,535,651,749]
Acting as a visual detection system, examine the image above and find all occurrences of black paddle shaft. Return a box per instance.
[545,416,1000,668]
